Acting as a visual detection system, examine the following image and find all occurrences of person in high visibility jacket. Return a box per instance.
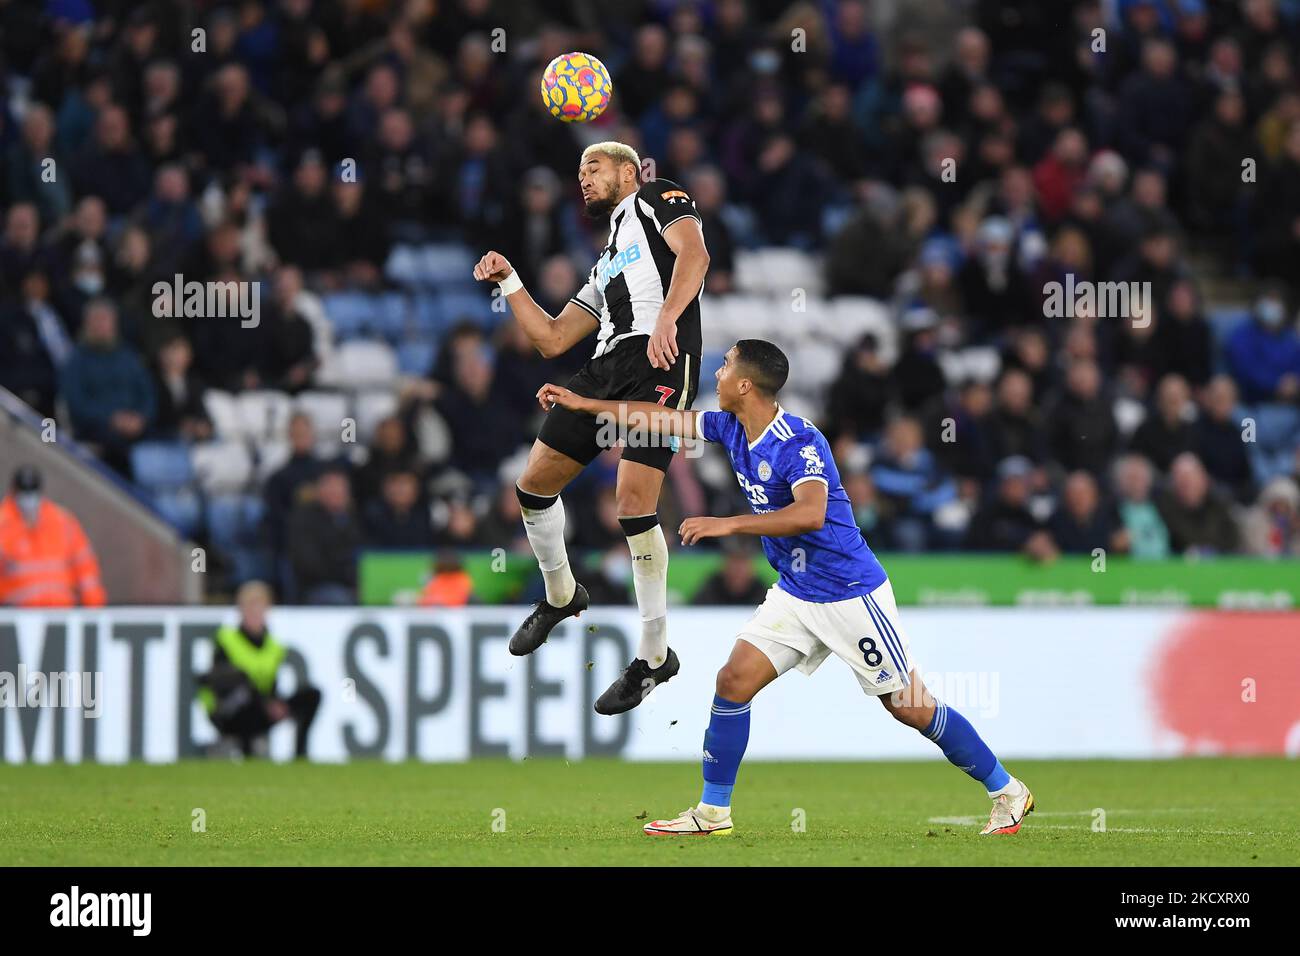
[197,580,321,758]
[0,465,107,607]
[417,552,473,606]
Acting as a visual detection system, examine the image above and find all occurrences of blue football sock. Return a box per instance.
[700,695,750,807]
[921,701,1010,793]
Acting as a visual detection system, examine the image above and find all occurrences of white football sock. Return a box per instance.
[697,801,730,820]
[518,488,575,607]
[622,518,669,666]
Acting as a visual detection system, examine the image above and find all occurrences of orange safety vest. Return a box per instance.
[0,495,107,607]
[417,570,472,607]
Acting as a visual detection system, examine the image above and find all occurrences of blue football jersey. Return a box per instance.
[697,407,888,603]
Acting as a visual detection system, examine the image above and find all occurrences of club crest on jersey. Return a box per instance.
[800,444,824,475]
[758,460,772,481]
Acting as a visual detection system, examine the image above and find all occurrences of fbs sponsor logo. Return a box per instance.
[50,886,151,936]
[595,241,642,293]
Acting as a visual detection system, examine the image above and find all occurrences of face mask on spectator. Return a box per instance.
[16,492,42,524]
[74,270,105,295]
[1256,298,1285,328]
[749,50,779,74]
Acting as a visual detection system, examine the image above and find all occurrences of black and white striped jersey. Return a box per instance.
[568,179,704,360]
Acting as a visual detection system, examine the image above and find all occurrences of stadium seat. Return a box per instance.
[322,291,374,340]
[236,390,294,442]
[422,244,477,284]
[354,390,401,444]
[131,441,195,490]
[1247,403,1300,482]
[438,289,495,328]
[202,390,242,441]
[254,439,292,483]
[384,244,423,286]
[192,440,255,494]
[794,340,842,392]
[828,297,897,359]
[295,391,350,453]
[410,292,444,336]
[374,292,409,342]
[152,489,204,539]
[317,341,399,389]
[751,248,825,298]
[204,494,269,586]
[1207,306,1250,352]
[205,493,263,552]
[130,442,202,537]
[397,339,437,376]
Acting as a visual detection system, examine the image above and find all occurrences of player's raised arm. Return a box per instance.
[536,384,702,440]
[679,479,828,545]
[472,251,597,358]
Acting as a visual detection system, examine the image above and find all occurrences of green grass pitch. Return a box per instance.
[1,758,1295,866]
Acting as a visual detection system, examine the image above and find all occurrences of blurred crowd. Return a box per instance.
[2,0,1300,605]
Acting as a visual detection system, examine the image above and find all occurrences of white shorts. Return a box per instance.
[737,579,915,696]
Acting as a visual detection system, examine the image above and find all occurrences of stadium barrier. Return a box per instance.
[3,607,1296,764]
[361,550,1300,608]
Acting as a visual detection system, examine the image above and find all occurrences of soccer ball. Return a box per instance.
[540,52,613,122]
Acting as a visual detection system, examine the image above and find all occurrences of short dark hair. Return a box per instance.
[734,339,789,396]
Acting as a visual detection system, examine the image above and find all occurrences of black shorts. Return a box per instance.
[537,337,701,473]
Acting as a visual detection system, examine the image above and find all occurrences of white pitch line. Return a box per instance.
[1034,825,1252,835]
[928,808,1218,826]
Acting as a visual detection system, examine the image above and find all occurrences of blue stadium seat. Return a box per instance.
[410,292,443,336]
[205,494,263,550]
[374,292,409,342]
[205,494,269,586]
[384,244,423,286]
[422,244,476,284]
[130,442,202,536]
[438,289,494,327]
[1207,307,1250,350]
[397,340,437,376]
[322,291,374,340]
[131,441,194,490]
[153,489,203,538]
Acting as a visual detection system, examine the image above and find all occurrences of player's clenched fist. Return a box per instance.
[473,251,513,282]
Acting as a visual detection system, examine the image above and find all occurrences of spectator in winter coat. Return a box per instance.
[59,299,155,472]
[1157,453,1240,555]
[286,466,362,604]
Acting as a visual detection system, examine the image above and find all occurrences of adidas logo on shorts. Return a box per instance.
[876,669,893,685]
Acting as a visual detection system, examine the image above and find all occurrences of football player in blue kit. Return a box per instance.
[536,339,1033,837]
